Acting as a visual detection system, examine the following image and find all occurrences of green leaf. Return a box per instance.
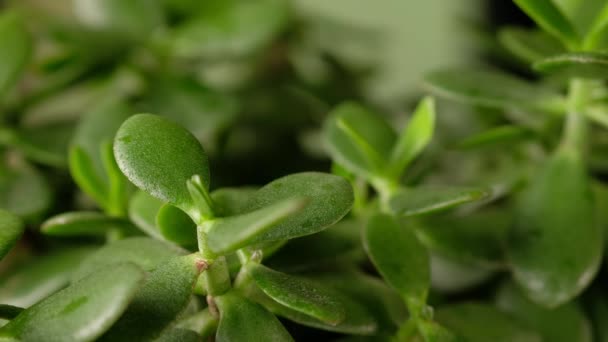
[174,309,218,338]
[128,190,164,239]
[3,121,74,168]
[211,187,258,216]
[247,172,354,242]
[435,302,542,342]
[205,197,307,255]
[533,52,608,79]
[324,102,396,179]
[0,247,93,307]
[389,186,490,217]
[69,146,108,208]
[41,211,136,237]
[496,282,592,342]
[498,27,565,63]
[155,328,200,342]
[456,126,534,149]
[423,69,566,114]
[0,160,51,220]
[417,320,459,342]
[0,264,144,342]
[100,254,204,342]
[156,204,197,247]
[247,263,346,325]
[0,209,23,260]
[114,114,210,217]
[508,147,602,308]
[415,209,510,268]
[172,0,290,59]
[72,237,184,281]
[513,0,580,48]
[216,291,293,341]
[363,213,429,302]
[552,0,607,39]
[0,305,22,320]
[388,96,435,179]
[0,11,31,99]
[74,0,164,38]
[584,2,608,49]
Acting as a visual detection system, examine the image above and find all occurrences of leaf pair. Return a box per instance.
[324,97,435,185]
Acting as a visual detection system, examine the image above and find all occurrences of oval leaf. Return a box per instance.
[99,254,204,341]
[533,52,608,79]
[389,186,491,217]
[0,160,51,220]
[0,263,144,342]
[246,172,353,242]
[0,209,23,260]
[508,147,602,308]
[216,291,293,341]
[0,11,31,99]
[363,213,429,302]
[247,263,345,325]
[128,190,164,239]
[114,114,210,215]
[157,204,197,247]
[41,211,136,237]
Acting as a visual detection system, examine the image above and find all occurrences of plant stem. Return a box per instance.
[561,78,591,152]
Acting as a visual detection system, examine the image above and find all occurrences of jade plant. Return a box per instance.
[2,0,608,341]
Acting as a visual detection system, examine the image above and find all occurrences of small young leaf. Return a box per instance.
[73,237,184,281]
[533,52,608,79]
[324,102,396,179]
[0,247,93,308]
[156,204,197,247]
[69,146,109,208]
[0,11,31,99]
[0,264,144,342]
[496,282,592,342]
[128,190,164,239]
[247,172,354,242]
[206,197,308,255]
[435,302,542,342]
[363,213,429,302]
[389,96,435,179]
[456,126,534,150]
[0,209,23,260]
[100,254,204,342]
[513,0,580,48]
[423,69,566,114]
[41,211,136,237]
[247,263,346,325]
[498,27,565,63]
[508,147,602,308]
[114,114,210,216]
[389,186,490,217]
[0,305,22,320]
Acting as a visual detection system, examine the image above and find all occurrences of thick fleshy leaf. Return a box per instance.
[416,209,510,268]
[533,52,608,79]
[211,187,258,216]
[456,126,534,149]
[247,172,353,242]
[363,213,429,302]
[513,0,580,48]
[100,254,204,341]
[324,102,396,179]
[206,197,307,255]
[0,264,144,342]
[0,247,93,307]
[114,114,210,216]
[429,254,495,293]
[175,309,218,338]
[0,11,31,99]
[3,121,74,168]
[389,97,435,178]
[435,302,541,342]
[172,0,289,59]
[247,263,345,325]
[128,190,164,239]
[72,237,184,281]
[423,69,566,114]
[216,291,293,342]
[498,27,565,63]
[389,186,490,217]
[0,209,23,260]
[157,204,197,247]
[266,219,364,272]
[41,211,136,237]
[496,282,592,342]
[74,0,163,38]
[508,147,602,307]
[0,161,51,220]
[417,320,458,341]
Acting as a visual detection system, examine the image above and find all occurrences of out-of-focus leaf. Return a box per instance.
[0,160,51,220]
[533,52,608,79]
[174,309,218,338]
[156,204,197,247]
[498,27,565,63]
[211,187,257,216]
[0,264,144,342]
[513,0,580,48]
[0,209,23,260]
[128,190,164,239]
[41,211,136,237]
[0,11,31,99]
[456,126,534,149]
[389,186,490,217]
[0,305,22,320]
